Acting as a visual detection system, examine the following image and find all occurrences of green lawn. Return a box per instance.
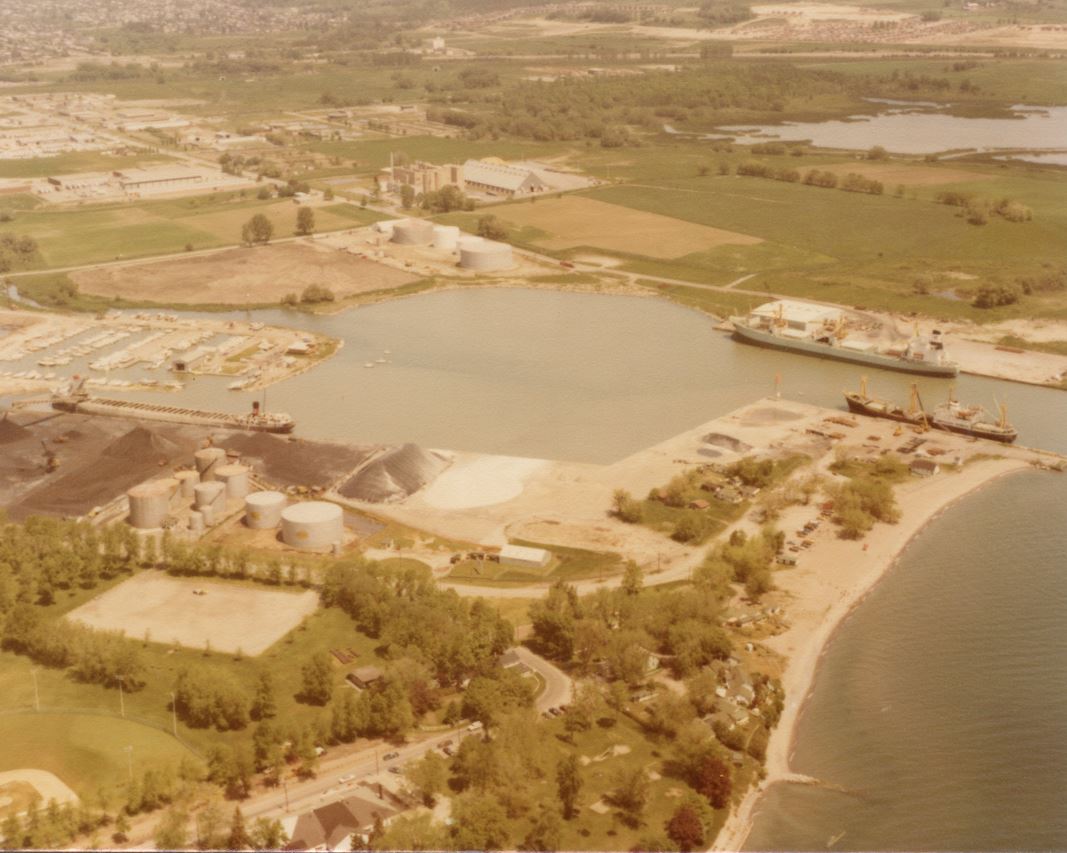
[0,152,178,180]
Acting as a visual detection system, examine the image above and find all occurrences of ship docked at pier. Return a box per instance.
[844,378,1018,443]
[731,300,958,377]
[52,378,295,434]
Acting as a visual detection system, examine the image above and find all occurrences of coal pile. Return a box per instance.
[339,443,450,503]
[217,432,377,489]
[0,417,29,445]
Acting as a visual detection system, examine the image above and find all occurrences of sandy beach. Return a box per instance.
[712,456,1030,851]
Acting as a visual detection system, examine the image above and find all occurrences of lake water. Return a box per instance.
[76,288,1067,462]
[744,470,1067,851]
[718,103,1067,155]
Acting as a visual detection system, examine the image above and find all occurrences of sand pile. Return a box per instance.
[703,432,751,453]
[218,432,376,488]
[340,443,450,503]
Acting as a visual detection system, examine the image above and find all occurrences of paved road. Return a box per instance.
[513,646,574,711]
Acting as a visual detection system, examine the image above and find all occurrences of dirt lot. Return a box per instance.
[820,162,992,186]
[491,196,761,258]
[71,241,420,305]
[0,770,78,815]
[66,571,319,656]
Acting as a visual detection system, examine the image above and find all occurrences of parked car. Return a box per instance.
[338,774,355,784]
[383,751,399,761]
[387,766,401,774]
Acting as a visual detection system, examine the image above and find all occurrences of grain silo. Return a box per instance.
[174,469,200,499]
[193,481,226,515]
[457,235,485,251]
[432,225,460,251]
[194,447,227,481]
[215,464,250,501]
[188,511,204,533]
[391,219,434,246]
[245,490,286,529]
[281,501,343,551]
[459,239,514,272]
[128,478,179,530]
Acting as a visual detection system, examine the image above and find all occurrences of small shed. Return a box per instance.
[688,499,710,510]
[499,544,551,569]
[346,665,384,689]
[910,458,940,477]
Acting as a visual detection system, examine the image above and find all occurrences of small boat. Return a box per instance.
[364,362,374,368]
[375,358,386,364]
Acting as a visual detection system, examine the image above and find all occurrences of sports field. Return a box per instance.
[66,572,319,656]
[72,241,420,305]
[0,769,78,816]
[487,195,761,258]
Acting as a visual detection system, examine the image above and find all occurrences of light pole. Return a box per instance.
[170,691,178,737]
[117,676,125,719]
[30,667,39,712]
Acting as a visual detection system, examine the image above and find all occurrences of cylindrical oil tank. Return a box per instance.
[281,501,343,551]
[391,219,434,246]
[193,481,226,511]
[200,504,214,526]
[457,235,485,251]
[460,239,514,272]
[194,447,227,481]
[245,490,286,530]
[128,478,179,530]
[432,224,460,251]
[188,511,204,533]
[374,219,404,238]
[215,464,250,501]
[175,469,200,499]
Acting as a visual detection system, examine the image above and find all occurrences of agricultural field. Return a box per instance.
[474,196,761,259]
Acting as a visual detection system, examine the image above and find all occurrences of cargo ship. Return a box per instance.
[731,300,958,377]
[52,378,294,434]
[844,378,1017,443]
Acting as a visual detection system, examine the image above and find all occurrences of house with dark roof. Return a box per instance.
[346,665,384,689]
[282,794,401,851]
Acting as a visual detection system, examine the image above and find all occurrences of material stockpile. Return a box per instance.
[703,433,752,453]
[339,443,450,503]
[217,432,377,489]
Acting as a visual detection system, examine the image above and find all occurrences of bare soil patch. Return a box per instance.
[71,241,420,305]
[493,196,761,258]
[820,162,991,186]
[66,571,318,656]
[0,770,78,814]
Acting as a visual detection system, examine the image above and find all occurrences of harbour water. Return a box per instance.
[101,289,1067,463]
[744,470,1067,851]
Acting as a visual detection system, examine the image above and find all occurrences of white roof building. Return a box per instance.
[462,159,548,197]
[499,544,551,568]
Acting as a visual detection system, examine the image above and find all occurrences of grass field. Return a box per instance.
[9,194,382,269]
[0,713,195,801]
[0,152,179,180]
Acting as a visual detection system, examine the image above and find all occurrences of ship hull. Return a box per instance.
[733,324,959,377]
[52,397,295,434]
[844,394,923,424]
[930,419,1017,444]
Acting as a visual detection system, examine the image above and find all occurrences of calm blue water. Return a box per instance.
[745,470,1067,851]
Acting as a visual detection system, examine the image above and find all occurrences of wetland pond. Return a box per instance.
[717,102,1067,154]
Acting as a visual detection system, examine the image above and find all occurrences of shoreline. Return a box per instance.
[712,456,1030,852]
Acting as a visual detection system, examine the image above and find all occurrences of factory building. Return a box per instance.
[462,158,548,198]
[381,160,463,195]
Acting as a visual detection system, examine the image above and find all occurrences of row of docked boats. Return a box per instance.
[844,377,1018,443]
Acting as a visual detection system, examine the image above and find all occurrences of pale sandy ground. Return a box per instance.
[712,456,1030,851]
[66,571,319,656]
[0,769,78,809]
[874,313,1067,386]
[420,454,551,511]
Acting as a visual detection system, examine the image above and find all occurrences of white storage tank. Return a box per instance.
[281,501,343,551]
[457,235,485,251]
[193,481,226,514]
[432,225,460,251]
[391,219,434,246]
[460,239,514,272]
[215,464,250,501]
[175,469,200,499]
[245,490,286,530]
[188,511,204,533]
[128,478,179,530]
[374,219,405,238]
[194,447,227,481]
